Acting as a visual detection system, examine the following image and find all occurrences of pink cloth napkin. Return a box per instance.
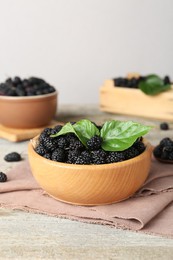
[0,158,173,238]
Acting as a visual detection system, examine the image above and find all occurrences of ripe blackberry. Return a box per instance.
[35,144,47,156]
[86,136,102,150]
[41,136,56,152]
[153,137,173,161]
[66,134,78,143]
[153,145,162,158]
[160,137,173,147]
[51,148,66,162]
[4,152,22,162]
[163,146,173,153]
[51,125,62,135]
[81,150,92,162]
[106,151,125,163]
[168,152,173,160]
[1,76,56,96]
[39,128,52,143]
[13,76,22,85]
[133,141,145,154]
[0,172,7,182]
[124,147,139,160]
[161,150,169,160]
[160,122,169,130]
[57,136,69,149]
[69,139,84,151]
[15,88,26,96]
[114,77,125,87]
[75,154,92,165]
[91,149,107,164]
[43,153,51,160]
[67,150,81,164]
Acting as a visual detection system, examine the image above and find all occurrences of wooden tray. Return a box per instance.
[0,120,63,142]
[100,79,173,121]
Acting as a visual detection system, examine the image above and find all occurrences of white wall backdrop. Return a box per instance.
[0,0,173,104]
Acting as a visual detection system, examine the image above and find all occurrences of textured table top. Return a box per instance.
[0,104,173,260]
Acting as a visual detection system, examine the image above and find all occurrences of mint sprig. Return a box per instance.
[51,119,152,151]
[139,74,171,95]
[100,120,151,151]
[51,120,99,146]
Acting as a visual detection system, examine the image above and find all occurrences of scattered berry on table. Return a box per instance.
[0,172,7,182]
[4,152,22,162]
[160,137,173,147]
[0,76,56,96]
[160,122,169,130]
[153,137,173,161]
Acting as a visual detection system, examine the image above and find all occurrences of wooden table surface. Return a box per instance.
[0,104,173,260]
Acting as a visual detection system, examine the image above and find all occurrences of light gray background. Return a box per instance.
[0,0,172,104]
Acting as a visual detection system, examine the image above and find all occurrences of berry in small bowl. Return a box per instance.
[0,76,57,128]
[28,120,153,205]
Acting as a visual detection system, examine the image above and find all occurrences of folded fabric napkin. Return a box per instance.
[0,158,173,238]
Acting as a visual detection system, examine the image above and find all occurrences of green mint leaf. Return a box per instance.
[139,74,171,95]
[50,122,85,145]
[100,120,152,151]
[73,119,100,146]
[50,120,100,147]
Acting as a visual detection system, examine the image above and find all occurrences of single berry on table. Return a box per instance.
[153,137,173,161]
[4,152,22,162]
[160,122,169,130]
[0,172,7,182]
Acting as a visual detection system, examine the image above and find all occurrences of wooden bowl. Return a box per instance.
[28,137,153,206]
[0,91,58,128]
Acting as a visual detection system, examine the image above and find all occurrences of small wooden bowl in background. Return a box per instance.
[28,136,153,206]
[0,91,58,128]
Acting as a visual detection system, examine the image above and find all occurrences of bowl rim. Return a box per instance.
[29,137,152,170]
[0,90,58,100]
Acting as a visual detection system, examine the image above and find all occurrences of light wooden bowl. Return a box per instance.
[0,91,57,128]
[28,137,153,206]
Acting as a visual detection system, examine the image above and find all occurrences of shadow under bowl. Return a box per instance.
[28,137,153,206]
[0,91,58,128]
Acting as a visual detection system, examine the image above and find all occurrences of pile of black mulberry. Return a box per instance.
[153,137,173,161]
[0,76,55,96]
[113,75,171,89]
[35,125,146,165]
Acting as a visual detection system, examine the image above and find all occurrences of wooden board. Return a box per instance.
[100,80,173,121]
[0,120,63,142]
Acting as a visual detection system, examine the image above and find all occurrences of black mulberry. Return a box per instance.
[124,147,139,160]
[35,144,47,156]
[51,148,66,162]
[86,136,102,150]
[4,152,22,162]
[106,151,125,163]
[91,149,107,164]
[0,172,7,182]
[160,122,169,130]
